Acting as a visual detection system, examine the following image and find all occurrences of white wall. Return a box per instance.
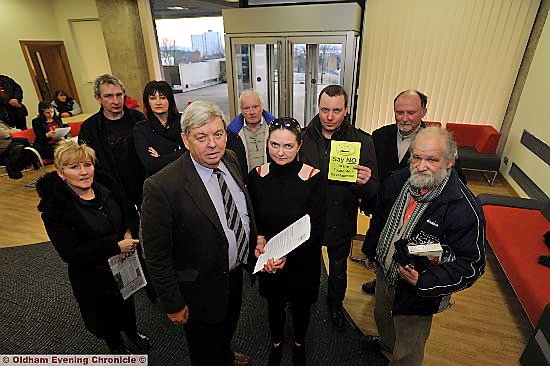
[178,61,221,90]
[0,0,104,119]
[501,15,550,198]
[0,0,63,120]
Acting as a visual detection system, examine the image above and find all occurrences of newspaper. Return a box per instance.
[108,252,147,300]
[253,214,311,274]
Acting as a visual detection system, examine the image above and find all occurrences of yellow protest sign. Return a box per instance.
[328,140,361,182]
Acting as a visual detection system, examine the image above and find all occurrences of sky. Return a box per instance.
[155,17,225,49]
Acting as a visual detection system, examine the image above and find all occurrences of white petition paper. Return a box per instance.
[253,214,311,274]
[53,127,71,140]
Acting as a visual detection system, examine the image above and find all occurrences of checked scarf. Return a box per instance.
[376,171,451,287]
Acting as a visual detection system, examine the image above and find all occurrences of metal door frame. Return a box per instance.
[226,31,359,122]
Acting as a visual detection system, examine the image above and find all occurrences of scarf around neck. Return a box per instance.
[376,170,451,286]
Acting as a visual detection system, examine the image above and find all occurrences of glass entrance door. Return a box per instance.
[228,37,285,120]
[226,32,358,126]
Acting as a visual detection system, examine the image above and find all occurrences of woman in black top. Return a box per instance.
[134,80,185,177]
[32,101,67,159]
[248,117,326,366]
[36,140,150,353]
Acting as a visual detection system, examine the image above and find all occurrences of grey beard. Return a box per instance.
[409,167,450,189]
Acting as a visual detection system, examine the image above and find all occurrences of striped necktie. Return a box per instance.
[213,168,248,264]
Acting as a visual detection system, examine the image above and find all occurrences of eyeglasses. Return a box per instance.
[269,117,302,134]
[242,105,261,113]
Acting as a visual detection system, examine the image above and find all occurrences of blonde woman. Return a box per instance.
[36,140,149,353]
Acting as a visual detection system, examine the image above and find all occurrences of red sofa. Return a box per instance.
[478,194,550,326]
[426,122,502,185]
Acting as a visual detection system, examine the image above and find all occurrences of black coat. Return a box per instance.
[78,107,146,207]
[0,75,28,129]
[133,113,186,177]
[361,168,486,315]
[300,114,379,244]
[36,172,139,337]
[141,150,257,323]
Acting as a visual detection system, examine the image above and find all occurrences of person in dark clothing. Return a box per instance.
[0,74,28,130]
[249,117,326,366]
[51,89,82,118]
[36,140,150,354]
[361,127,485,365]
[78,74,145,210]
[300,85,379,328]
[361,90,466,295]
[134,81,248,179]
[134,80,185,177]
[32,101,67,159]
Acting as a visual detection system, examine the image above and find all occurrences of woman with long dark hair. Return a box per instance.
[51,89,81,118]
[133,81,184,177]
[32,101,67,159]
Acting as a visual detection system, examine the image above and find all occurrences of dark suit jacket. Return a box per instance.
[372,122,466,186]
[372,123,421,184]
[141,150,257,324]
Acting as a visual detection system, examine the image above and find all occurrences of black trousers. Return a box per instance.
[326,239,351,307]
[183,267,243,366]
[267,297,311,344]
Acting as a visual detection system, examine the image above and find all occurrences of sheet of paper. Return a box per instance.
[328,140,361,182]
[53,127,71,140]
[253,214,311,274]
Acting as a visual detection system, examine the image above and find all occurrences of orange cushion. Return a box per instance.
[446,123,500,153]
[483,205,550,326]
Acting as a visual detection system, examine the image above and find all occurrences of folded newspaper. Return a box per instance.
[108,252,147,300]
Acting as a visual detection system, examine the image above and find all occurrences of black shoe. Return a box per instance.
[328,306,345,329]
[361,280,376,295]
[292,343,306,366]
[267,343,283,366]
[127,332,151,351]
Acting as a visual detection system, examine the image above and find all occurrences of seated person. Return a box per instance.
[32,101,68,159]
[51,89,81,118]
[227,89,276,172]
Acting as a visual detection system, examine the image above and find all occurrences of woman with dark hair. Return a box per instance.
[248,117,326,366]
[133,80,185,177]
[32,101,67,159]
[51,89,81,118]
[36,140,150,353]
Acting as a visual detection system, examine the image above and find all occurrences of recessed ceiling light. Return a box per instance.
[225,0,239,3]
[166,6,187,10]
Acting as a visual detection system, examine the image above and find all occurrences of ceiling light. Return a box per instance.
[166,6,187,10]
[225,0,239,3]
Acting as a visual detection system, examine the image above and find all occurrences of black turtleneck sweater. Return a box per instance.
[247,159,326,303]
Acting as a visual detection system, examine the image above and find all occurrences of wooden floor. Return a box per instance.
[0,168,531,365]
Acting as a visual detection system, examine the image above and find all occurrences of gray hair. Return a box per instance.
[93,74,125,97]
[181,101,227,134]
[239,89,264,109]
[410,126,457,164]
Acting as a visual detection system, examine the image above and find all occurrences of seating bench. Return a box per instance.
[478,193,550,326]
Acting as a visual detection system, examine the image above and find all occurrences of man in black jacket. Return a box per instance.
[0,74,28,130]
[361,127,486,365]
[301,85,379,328]
[361,90,428,295]
[78,74,146,209]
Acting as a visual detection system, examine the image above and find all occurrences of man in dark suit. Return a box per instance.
[361,90,428,295]
[141,101,255,366]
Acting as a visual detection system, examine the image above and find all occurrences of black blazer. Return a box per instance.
[372,123,418,184]
[141,150,257,323]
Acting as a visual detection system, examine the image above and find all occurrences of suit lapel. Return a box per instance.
[180,154,226,238]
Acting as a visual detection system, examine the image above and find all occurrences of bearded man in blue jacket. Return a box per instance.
[362,126,486,366]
